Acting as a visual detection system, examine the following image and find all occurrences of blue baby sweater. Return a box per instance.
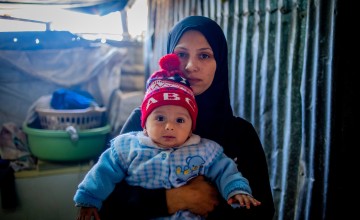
[74,131,251,219]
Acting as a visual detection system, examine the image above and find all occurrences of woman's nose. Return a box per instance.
[184,58,199,72]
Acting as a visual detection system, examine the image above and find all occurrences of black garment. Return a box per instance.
[0,160,18,210]
[100,16,275,219]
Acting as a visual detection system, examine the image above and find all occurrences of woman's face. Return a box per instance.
[173,30,216,95]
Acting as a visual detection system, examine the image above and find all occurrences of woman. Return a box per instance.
[99,16,275,220]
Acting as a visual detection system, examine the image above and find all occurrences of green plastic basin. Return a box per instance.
[23,123,111,162]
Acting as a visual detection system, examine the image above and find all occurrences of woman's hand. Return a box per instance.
[166,176,219,217]
[77,207,100,220]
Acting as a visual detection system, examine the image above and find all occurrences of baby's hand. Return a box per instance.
[227,194,261,209]
[77,207,100,220]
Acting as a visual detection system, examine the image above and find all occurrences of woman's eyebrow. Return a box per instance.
[198,48,213,52]
[174,46,188,50]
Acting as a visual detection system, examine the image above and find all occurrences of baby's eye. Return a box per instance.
[176,118,185,123]
[156,116,165,121]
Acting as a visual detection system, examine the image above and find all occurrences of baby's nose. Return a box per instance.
[165,122,174,130]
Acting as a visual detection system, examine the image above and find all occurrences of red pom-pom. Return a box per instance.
[159,54,180,71]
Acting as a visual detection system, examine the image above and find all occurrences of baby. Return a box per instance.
[74,54,261,220]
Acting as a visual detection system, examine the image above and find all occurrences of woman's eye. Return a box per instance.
[175,52,187,59]
[199,53,210,59]
[176,118,185,123]
[156,116,165,121]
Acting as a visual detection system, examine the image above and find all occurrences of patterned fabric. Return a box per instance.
[74,131,252,219]
[140,54,198,130]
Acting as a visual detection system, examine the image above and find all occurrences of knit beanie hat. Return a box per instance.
[141,53,198,130]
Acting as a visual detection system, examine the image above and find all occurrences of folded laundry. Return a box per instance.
[50,88,98,110]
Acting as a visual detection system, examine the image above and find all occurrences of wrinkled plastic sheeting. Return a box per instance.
[0,43,128,126]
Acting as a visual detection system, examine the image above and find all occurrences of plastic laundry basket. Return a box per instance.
[36,107,106,130]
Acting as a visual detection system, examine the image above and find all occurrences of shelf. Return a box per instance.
[14,160,93,178]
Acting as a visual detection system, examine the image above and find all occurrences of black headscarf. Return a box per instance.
[167,16,233,145]
[113,16,274,220]
[167,16,275,219]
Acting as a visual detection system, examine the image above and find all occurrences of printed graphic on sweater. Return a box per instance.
[175,155,205,183]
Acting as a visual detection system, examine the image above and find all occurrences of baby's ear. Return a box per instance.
[143,128,148,135]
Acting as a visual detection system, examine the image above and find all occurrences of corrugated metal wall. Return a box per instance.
[143,0,341,219]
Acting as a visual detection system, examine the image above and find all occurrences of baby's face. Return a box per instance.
[144,105,192,148]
